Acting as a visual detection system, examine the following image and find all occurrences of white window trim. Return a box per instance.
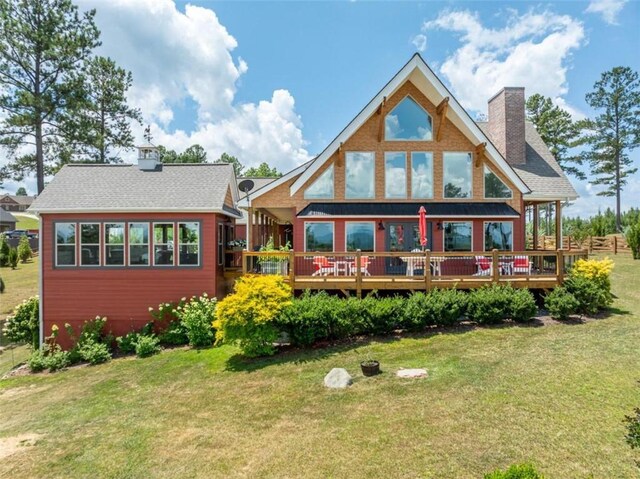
[304,164,335,200]
[217,223,224,266]
[344,221,376,252]
[442,221,474,252]
[410,151,434,199]
[152,222,175,267]
[384,152,407,199]
[483,165,513,199]
[345,152,375,200]
[103,222,126,267]
[177,221,200,267]
[128,222,150,267]
[443,151,473,200]
[384,94,433,142]
[79,222,101,267]
[303,221,335,252]
[55,222,77,267]
[483,221,514,252]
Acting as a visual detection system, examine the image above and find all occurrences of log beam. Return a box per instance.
[435,97,449,141]
[377,96,387,142]
[475,142,487,167]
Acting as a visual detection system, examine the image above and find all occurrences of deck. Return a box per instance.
[225,249,588,297]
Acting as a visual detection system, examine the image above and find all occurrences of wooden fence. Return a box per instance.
[526,235,631,254]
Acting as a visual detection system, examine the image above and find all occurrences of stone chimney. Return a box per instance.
[487,87,526,165]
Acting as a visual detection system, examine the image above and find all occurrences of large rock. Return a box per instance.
[396,368,428,379]
[324,368,353,388]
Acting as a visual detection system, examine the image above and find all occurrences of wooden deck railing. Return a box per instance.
[238,249,589,297]
[526,235,631,254]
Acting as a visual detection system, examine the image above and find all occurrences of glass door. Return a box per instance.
[385,222,432,274]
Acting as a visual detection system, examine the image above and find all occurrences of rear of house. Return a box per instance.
[29,150,241,347]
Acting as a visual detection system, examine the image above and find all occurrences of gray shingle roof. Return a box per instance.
[0,209,17,223]
[477,121,578,201]
[29,163,241,217]
[1,194,35,205]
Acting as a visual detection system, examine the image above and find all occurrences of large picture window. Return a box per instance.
[484,222,513,251]
[178,222,199,266]
[385,152,407,199]
[55,223,76,266]
[80,223,100,266]
[484,166,512,199]
[385,96,432,141]
[411,152,433,199]
[305,222,334,252]
[444,222,472,252]
[345,152,374,199]
[443,152,472,198]
[154,223,174,266]
[346,222,375,252]
[129,223,149,266]
[104,223,125,266]
[304,165,334,199]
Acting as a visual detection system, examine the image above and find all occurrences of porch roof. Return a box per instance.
[297,202,520,218]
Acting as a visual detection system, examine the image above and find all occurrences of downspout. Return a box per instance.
[38,213,43,347]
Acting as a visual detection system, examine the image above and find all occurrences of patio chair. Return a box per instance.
[312,256,335,276]
[350,256,371,276]
[474,256,493,276]
[513,255,532,274]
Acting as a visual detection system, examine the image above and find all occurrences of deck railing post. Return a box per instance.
[242,251,248,274]
[425,249,431,291]
[613,235,618,255]
[289,251,295,287]
[355,249,362,299]
[557,249,564,283]
[492,249,499,284]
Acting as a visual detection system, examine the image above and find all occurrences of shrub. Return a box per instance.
[158,319,189,345]
[544,287,579,320]
[484,463,544,479]
[566,257,614,313]
[2,295,39,349]
[17,236,32,263]
[27,349,48,372]
[215,275,292,357]
[563,275,606,316]
[361,294,406,334]
[276,291,342,347]
[178,294,217,347]
[0,234,10,267]
[625,222,640,259]
[8,247,18,269]
[625,407,640,450]
[116,331,140,354]
[467,285,511,324]
[149,298,190,345]
[78,339,111,365]
[135,335,161,358]
[46,347,72,371]
[508,287,537,323]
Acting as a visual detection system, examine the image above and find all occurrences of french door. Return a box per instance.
[385,222,432,275]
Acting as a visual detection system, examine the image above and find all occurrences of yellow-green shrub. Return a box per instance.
[214,275,292,357]
[566,257,614,314]
[571,257,614,281]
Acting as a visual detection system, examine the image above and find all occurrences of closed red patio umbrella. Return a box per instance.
[418,206,427,249]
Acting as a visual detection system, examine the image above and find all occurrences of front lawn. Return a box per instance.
[12,213,39,230]
[0,254,638,478]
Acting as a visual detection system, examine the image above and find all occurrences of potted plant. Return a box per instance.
[360,349,380,376]
[258,237,291,275]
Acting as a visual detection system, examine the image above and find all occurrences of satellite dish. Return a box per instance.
[238,179,255,194]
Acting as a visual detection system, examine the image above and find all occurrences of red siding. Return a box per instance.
[41,212,224,348]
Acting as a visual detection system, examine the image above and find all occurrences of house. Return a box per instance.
[0,209,17,233]
[29,146,241,347]
[0,194,35,212]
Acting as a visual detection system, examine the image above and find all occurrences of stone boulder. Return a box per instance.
[324,368,353,388]
[396,368,428,379]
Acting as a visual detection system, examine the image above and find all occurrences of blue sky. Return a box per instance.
[2,0,639,217]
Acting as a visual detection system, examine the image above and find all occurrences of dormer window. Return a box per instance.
[384,96,433,141]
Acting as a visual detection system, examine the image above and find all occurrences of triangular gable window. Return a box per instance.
[385,96,432,141]
[484,166,512,199]
[304,165,334,199]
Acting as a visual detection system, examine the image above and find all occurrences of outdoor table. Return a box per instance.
[333,260,352,276]
[499,261,514,276]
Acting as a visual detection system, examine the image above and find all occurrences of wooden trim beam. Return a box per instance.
[377,96,387,142]
[555,200,562,250]
[435,97,449,141]
[475,142,487,167]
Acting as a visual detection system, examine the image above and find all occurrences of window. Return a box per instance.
[385,152,407,199]
[345,152,374,199]
[346,222,375,252]
[178,222,199,266]
[484,222,513,251]
[154,223,174,266]
[305,222,334,252]
[385,96,432,141]
[218,223,224,266]
[55,223,76,266]
[443,152,472,198]
[104,223,125,266]
[444,222,472,252]
[304,165,334,199]
[484,166,512,199]
[411,152,433,199]
[80,223,100,266]
[129,223,149,266]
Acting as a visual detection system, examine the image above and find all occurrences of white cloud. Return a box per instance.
[411,34,427,52]
[423,9,585,113]
[585,0,628,25]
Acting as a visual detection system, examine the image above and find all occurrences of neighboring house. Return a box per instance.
[29,146,241,347]
[0,209,17,233]
[239,54,577,258]
[0,194,35,212]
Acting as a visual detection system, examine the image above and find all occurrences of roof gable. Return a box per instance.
[290,53,530,195]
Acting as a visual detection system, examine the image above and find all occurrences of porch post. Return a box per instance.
[555,200,562,250]
[532,203,539,250]
[247,207,253,252]
[254,210,260,250]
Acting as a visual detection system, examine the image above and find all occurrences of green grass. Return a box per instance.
[0,254,638,478]
[12,213,39,230]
